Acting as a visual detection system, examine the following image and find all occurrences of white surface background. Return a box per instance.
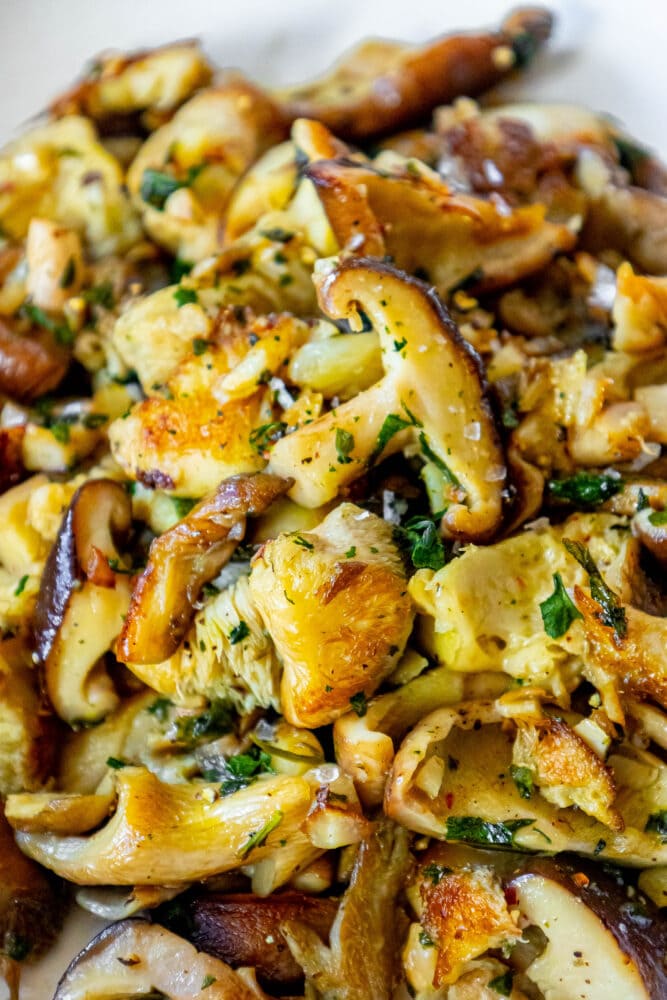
[1,0,666,995]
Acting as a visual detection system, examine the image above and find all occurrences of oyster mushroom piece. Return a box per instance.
[268,258,505,540]
[117,472,291,667]
[33,479,133,725]
[15,766,315,885]
[248,502,414,728]
[273,8,553,141]
[633,505,667,566]
[52,919,266,999]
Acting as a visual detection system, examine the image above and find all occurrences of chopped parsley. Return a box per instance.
[82,412,108,429]
[372,409,421,463]
[395,514,446,571]
[173,287,199,308]
[214,746,274,796]
[419,432,460,486]
[171,497,197,519]
[147,697,173,722]
[563,540,627,640]
[106,757,127,769]
[488,971,514,996]
[249,421,287,453]
[393,336,408,352]
[170,257,193,282]
[239,808,283,857]
[260,227,294,242]
[13,575,29,597]
[345,546,356,558]
[540,572,583,639]
[418,929,435,948]
[201,975,217,990]
[510,765,534,800]
[445,816,534,847]
[229,620,250,645]
[140,164,205,210]
[335,427,355,464]
[173,698,234,746]
[649,509,667,526]
[422,862,451,885]
[50,420,71,444]
[21,302,73,345]
[548,472,622,507]
[349,691,368,717]
[645,810,667,842]
[192,337,208,355]
[293,535,314,550]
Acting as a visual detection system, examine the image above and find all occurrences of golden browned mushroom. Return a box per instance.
[0,317,70,404]
[282,820,411,1000]
[52,919,267,999]
[50,41,213,126]
[14,766,314,885]
[581,175,667,274]
[117,472,291,667]
[33,479,133,725]
[268,257,505,540]
[305,158,577,293]
[162,890,339,988]
[273,8,553,141]
[633,506,667,567]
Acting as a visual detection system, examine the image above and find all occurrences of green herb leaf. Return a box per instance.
[140,168,182,209]
[191,337,209,356]
[170,258,193,282]
[645,810,667,842]
[50,420,71,444]
[59,256,76,289]
[5,933,31,961]
[372,412,414,463]
[239,808,283,857]
[21,302,73,345]
[106,757,127,769]
[201,975,217,990]
[335,427,355,464]
[422,862,451,885]
[394,514,446,571]
[82,412,108,429]
[172,497,197,519]
[249,421,287,453]
[259,227,294,242]
[510,765,534,800]
[418,929,435,948]
[350,691,368,717]
[229,620,250,645]
[445,816,534,847]
[345,546,356,558]
[215,746,274,796]
[173,698,234,746]
[613,136,650,172]
[393,336,407,352]
[649,509,667,526]
[173,287,199,308]
[540,572,583,639]
[293,534,314,550]
[489,971,514,996]
[147,697,173,722]
[419,432,460,486]
[563,540,627,639]
[82,281,115,309]
[13,574,29,597]
[548,472,622,507]
[636,487,650,511]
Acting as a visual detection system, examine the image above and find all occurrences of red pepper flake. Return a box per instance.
[445,792,454,809]
[572,872,590,888]
[504,886,518,906]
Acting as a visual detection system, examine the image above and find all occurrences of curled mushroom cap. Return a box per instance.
[268,257,505,540]
[52,919,264,999]
[14,766,314,885]
[0,317,70,404]
[305,157,577,293]
[117,472,291,667]
[33,479,132,725]
[273,8,553,140]
[633,506,667,566]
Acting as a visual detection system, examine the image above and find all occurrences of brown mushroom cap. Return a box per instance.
[273,8,553,140]
[117,471,292,666]
[0,318,70,404]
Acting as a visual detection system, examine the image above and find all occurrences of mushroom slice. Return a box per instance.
[162,890,338,986]
[385,700,667,865]
[0,317,69,404]
[273,8,553,141]
[5,788,115,835]
[334,665,465,806]
[15,766,314,885]
[575,587,667,711]
[633,505,667,566]
[268,257,504,540]
[581,173,667,274]
[506,857,667,1000]
[117,472,290,666]
[248,502,414,727]
[33,479,132,725]
[0,804,62,964]
[52,919,265,999]
[305,158,577,292]
[50,41,213,125]
[282,819,410,1000]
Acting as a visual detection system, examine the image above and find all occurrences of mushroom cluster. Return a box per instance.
[1,7,667,999]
